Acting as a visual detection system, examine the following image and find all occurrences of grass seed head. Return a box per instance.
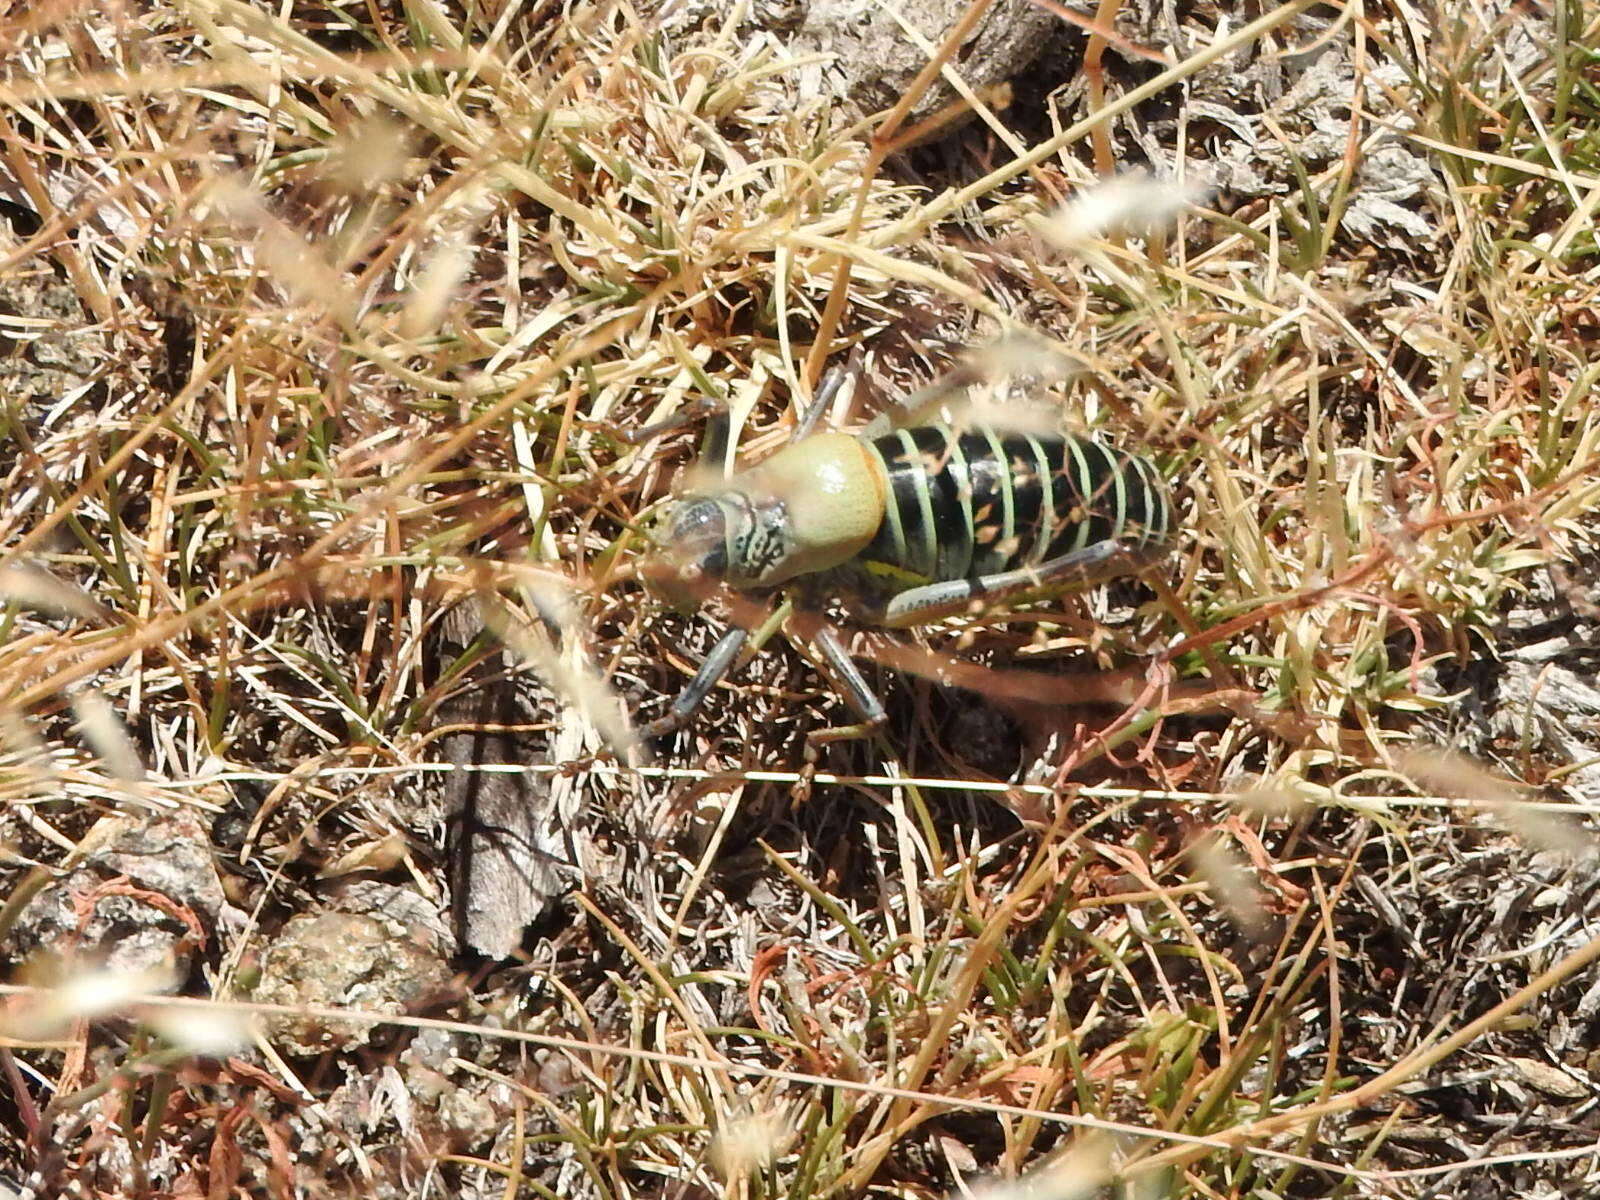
[3,963,178,1041]
[1037,172,1209,250]
[709,1108,792,1179]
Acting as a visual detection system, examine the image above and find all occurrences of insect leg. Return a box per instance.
[879,539,1155,628]
[641,625,750,738]
[698,401,734,477]
[617,393,722,443]
[617,394,737,482]
[810,624,889,727]
[791,354,859,443]
[795,623,890,755]
[860,363,982,437]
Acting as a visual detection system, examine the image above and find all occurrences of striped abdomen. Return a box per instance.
[846,424,1172,605]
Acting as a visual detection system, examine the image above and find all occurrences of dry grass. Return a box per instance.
[1,0,1599,1196]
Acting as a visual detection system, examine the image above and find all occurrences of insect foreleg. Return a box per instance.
[622,396,736,482]
[641,625,750,738]
[878,540,1141,628]
[699,401,734,479]
[629,359,856,485]
[620,392,723,442]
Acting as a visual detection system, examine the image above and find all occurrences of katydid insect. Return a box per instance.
[635,363,1175,739]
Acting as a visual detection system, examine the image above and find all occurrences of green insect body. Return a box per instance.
[642,409,1175,736]
[655,422,1174,626]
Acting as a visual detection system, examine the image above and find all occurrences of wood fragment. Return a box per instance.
[436,599,573,959]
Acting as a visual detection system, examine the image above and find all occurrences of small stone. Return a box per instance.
[252,910,451,1056]
[7,813,228,983]
[1508,1056,1590,1100]
[438,1088,500,1147]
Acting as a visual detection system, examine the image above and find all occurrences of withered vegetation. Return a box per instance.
[1,0,1599,1197]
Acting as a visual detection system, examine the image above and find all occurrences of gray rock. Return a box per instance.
[793,0,1063,137]
[253,906,451,1056]
[6,812,227,982]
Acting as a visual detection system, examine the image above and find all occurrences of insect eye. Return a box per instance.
[666,497,732,578]
[668,497,724,543]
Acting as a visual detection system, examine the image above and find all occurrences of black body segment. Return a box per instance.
[837,423,1172,616]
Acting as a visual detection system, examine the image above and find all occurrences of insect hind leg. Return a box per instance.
[879,540,1147,628]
